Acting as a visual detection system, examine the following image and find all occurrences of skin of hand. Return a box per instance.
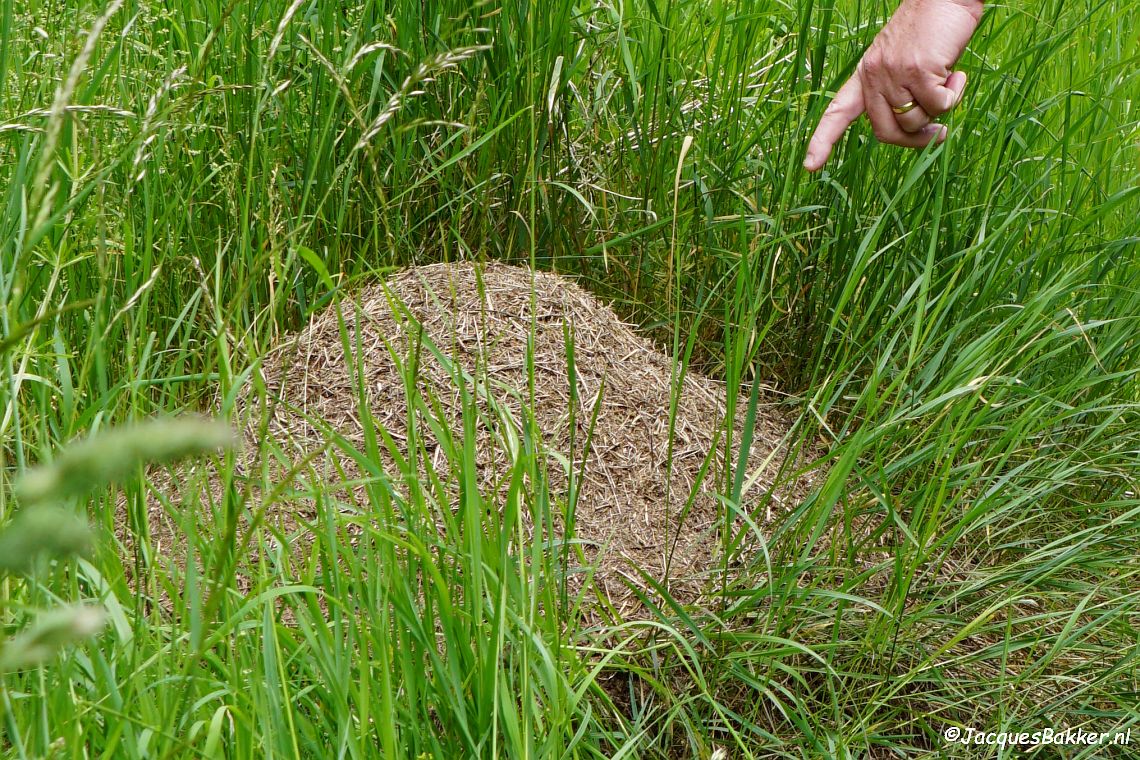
[804,0,984,172]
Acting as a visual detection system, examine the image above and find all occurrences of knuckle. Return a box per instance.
[928,94,952,116]
[859,54,883,78]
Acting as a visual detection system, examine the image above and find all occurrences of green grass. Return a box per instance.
[1,0,1138,756]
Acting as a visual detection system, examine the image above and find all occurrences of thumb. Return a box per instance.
[804,76,865,172]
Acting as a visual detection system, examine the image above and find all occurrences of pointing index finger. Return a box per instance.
[804,76,865,172]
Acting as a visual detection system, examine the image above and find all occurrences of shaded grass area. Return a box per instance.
[1,0,1138,756]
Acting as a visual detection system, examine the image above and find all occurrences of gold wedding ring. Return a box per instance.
[891,100,918,115]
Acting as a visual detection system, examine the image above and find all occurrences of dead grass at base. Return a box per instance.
[123,262,812,620]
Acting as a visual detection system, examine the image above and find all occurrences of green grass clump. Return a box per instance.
[1,0,1138,757]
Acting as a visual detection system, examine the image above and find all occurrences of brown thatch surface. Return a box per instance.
[130,262,809,619]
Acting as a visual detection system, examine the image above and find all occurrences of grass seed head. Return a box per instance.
[0,507,92,575]
[0,606,107,672]
[16,416,237,507]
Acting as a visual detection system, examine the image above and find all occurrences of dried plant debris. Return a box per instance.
[127,262,811,619]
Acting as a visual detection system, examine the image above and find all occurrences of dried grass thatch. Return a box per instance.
[129,262,810,619]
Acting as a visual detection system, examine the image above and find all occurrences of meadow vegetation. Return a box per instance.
[1,0,1138,756]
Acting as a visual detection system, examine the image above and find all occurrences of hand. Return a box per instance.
[804,0,983,172]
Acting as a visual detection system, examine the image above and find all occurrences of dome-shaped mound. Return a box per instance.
[131,262,808,619]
